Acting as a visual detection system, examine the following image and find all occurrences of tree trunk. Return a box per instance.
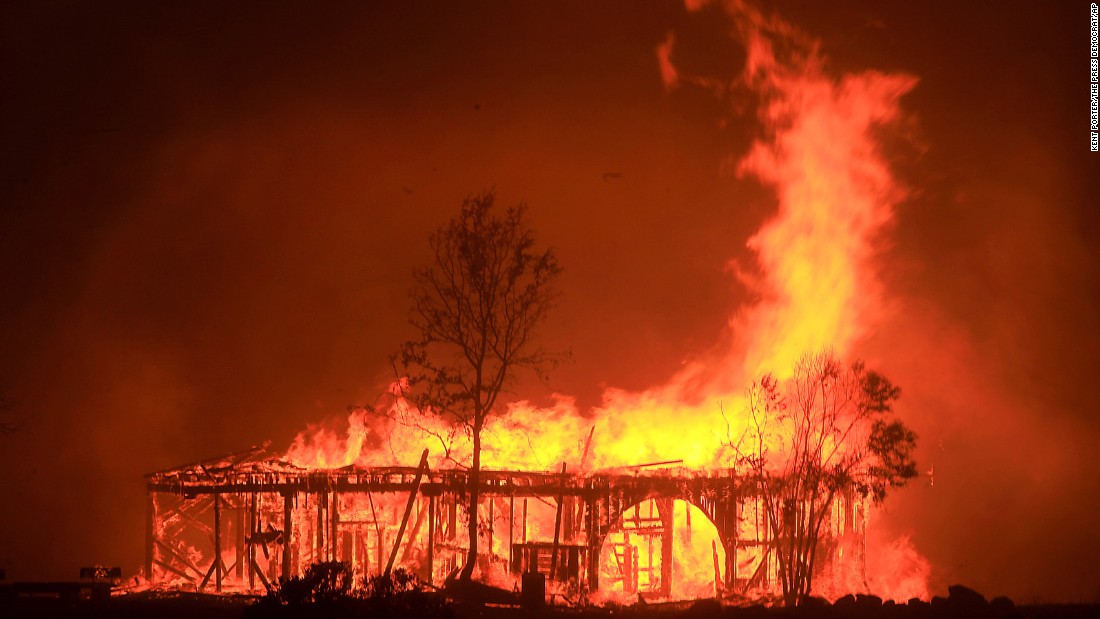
[459,421,482,581]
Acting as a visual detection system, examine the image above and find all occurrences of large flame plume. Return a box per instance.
[286,0,928,601]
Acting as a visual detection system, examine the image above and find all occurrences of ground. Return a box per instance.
[2,589,1099,619]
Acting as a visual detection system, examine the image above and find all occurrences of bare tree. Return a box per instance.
[730,351,917,606]
[394,192,563,581]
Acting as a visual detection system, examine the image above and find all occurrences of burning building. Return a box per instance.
[144,441,869,601]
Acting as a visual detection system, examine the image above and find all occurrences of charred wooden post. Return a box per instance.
[330,490,339,562]
[281,492,292,582]
[214,492,223,592]
[725,498,739,590]
[235,499,245,581]
[315,490,325,563]
[487,497,494,565]
[427,494,436,583]
[726,532,737,590]
[660,499,673,594]
[248,493,256,590]
[447,494,457,542]
[585,494,599,591]
[712,539,721,596]
[401,499,428,562]
[366,489,382,574]
[377,529,384,577]
[623,530,636,594]
[144,491,155,583]
[549,462,567,580]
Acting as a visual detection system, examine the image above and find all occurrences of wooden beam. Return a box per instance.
[316,491,325,563]
[427,494,436,584]
[579,426,595,472]
[248,493,256,591]
[250,557,272,592]
[659,498,673,597]
[213,493,223,592]
[154,538,204,578]
[235,501,245,580]
[282,492,292,582]
[153,558,192,582]
[549,462,567,580]
[331,491,340,562]
[586,497,600,591]
[366,488,382,573]
[385,449,429,575]
[401,500,428,562]
[145,492,155,583]
[199,558,217,591]
[712,539,722,597]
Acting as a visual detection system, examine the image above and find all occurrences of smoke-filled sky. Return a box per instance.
[1,0,1098,603]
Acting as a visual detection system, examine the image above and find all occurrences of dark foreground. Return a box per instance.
[2,589,1098,619]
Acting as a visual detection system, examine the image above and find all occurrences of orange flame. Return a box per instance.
[284,0,927,602]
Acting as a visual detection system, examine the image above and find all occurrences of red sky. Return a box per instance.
[1,0,1098,603]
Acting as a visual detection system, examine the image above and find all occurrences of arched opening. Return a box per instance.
[597,498,726,602]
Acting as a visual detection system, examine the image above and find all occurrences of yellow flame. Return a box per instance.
[283,0,926,602]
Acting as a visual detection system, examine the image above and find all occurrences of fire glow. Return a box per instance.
[144,0,929,604]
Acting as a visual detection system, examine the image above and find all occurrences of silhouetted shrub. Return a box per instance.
[363,568,450,619]
[249,560,353,613]
[247,564,450,619]
[364,567,419,599]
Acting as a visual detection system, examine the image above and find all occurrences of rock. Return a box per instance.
[906,597,931,619]
[906,598,932,615]
[836,594,882,619]
[833,593,857,608]
[947,584,988,608]
[856,593,883,608]
[800,595,829,609]
[990,596,1014,610]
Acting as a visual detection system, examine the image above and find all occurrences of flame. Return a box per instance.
[277,0,928,602]
[286,0,918,474]
[595,499,726,603]
[866,534,931,602]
